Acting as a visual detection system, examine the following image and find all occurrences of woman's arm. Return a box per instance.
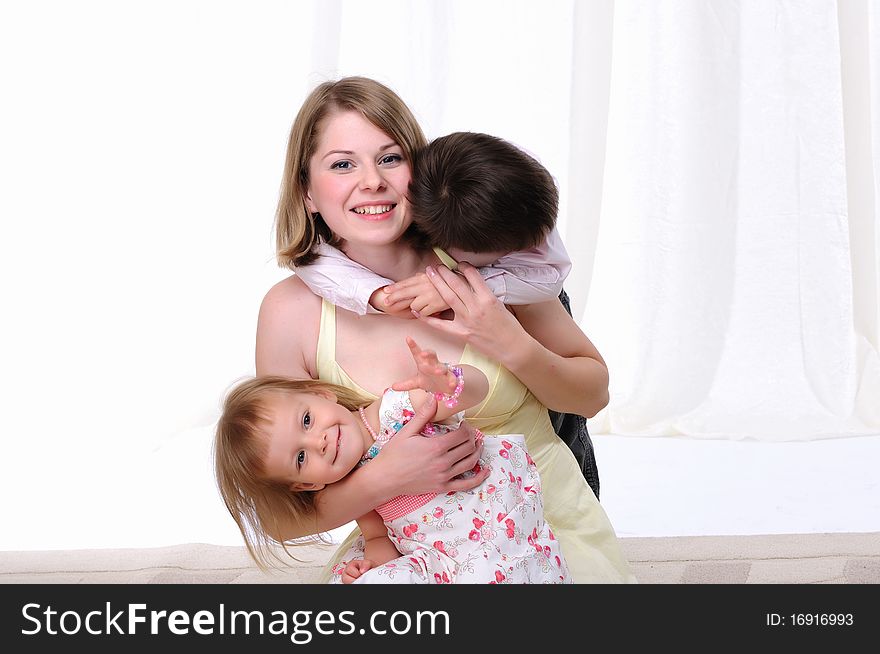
[505,299,609,416]
[416,262,609,417]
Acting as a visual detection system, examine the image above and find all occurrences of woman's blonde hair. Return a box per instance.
[275,76,428,269]
[213,376,370,569]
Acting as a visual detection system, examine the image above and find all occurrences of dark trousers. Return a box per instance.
[548,289,600,500]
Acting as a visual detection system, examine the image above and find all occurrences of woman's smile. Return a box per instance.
[351,202,398,220]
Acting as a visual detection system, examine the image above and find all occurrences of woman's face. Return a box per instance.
[305,110,413,249]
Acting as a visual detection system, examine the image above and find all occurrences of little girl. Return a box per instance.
[215,337,571,584]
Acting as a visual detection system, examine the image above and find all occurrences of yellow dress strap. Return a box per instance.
[316,298,376,399]
[315,298,336,382]
[432,247,459,271]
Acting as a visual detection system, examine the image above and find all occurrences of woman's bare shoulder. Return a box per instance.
[256,274,322,377]
[260,274,322,312]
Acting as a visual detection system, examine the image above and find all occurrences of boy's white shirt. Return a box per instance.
[294,227,572,315]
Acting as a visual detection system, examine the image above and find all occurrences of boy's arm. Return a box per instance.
[382,228,572,312]
[295,242,392,315]
[453,227,572,305]
[356,511,400,566]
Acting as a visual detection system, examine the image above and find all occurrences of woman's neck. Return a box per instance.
[340,241,438,282]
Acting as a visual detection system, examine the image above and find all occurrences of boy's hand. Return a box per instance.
[392,336,457,395]
[369,287,416,318]
[342,559,376,584]
[382,273,450,317]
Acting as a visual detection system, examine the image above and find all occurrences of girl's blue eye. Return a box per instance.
[380,154,402,165]
[303,411,311,428]
[331,160,352,170]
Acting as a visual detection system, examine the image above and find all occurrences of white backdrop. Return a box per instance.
[1,1,878,551]
[587,0,880,440]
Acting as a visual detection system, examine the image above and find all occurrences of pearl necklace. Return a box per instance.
[358,406,387,462]
[358,406,378,440]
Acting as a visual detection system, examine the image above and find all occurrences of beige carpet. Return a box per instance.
[2,532,877,584]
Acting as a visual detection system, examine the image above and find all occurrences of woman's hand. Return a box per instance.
[413,262,531,366]
[415,262,610,416]
[373,395,490,494]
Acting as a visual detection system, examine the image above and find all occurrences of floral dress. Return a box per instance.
[329,389,571,584]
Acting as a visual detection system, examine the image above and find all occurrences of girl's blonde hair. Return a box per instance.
[275,76,428,269]
[213,376,369,569]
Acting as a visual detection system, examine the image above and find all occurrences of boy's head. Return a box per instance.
[407,132,558,255]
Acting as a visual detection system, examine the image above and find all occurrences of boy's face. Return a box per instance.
[446,247,511,267]
[259,391,366,492]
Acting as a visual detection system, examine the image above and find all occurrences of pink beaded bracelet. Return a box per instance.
[434,365,464,408]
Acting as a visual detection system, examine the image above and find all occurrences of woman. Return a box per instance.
[255,76,634,583]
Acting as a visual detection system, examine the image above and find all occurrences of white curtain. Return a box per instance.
[2,0,879,549]
[316,0,880,440]
[585,0,879,439]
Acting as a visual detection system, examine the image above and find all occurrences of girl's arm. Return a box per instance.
[356,511,400,566]
[391,337,489,422]
[416,262,609,417]
[343,511,400,584]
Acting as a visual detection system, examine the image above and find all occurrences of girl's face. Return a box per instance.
[305,110,413,250]
[260,391,369,491]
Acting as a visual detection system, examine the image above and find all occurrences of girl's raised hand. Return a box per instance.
[391,336,457,395]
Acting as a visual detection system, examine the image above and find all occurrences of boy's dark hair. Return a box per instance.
[407,132,558,254]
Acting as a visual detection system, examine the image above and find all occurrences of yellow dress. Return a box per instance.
[314,299,636,583]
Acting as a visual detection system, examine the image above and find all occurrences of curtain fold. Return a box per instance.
[583,0,879,440]
[839,0,880,429]
[564,0,615,321]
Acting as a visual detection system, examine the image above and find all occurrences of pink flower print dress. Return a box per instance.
[329,389,572,584]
